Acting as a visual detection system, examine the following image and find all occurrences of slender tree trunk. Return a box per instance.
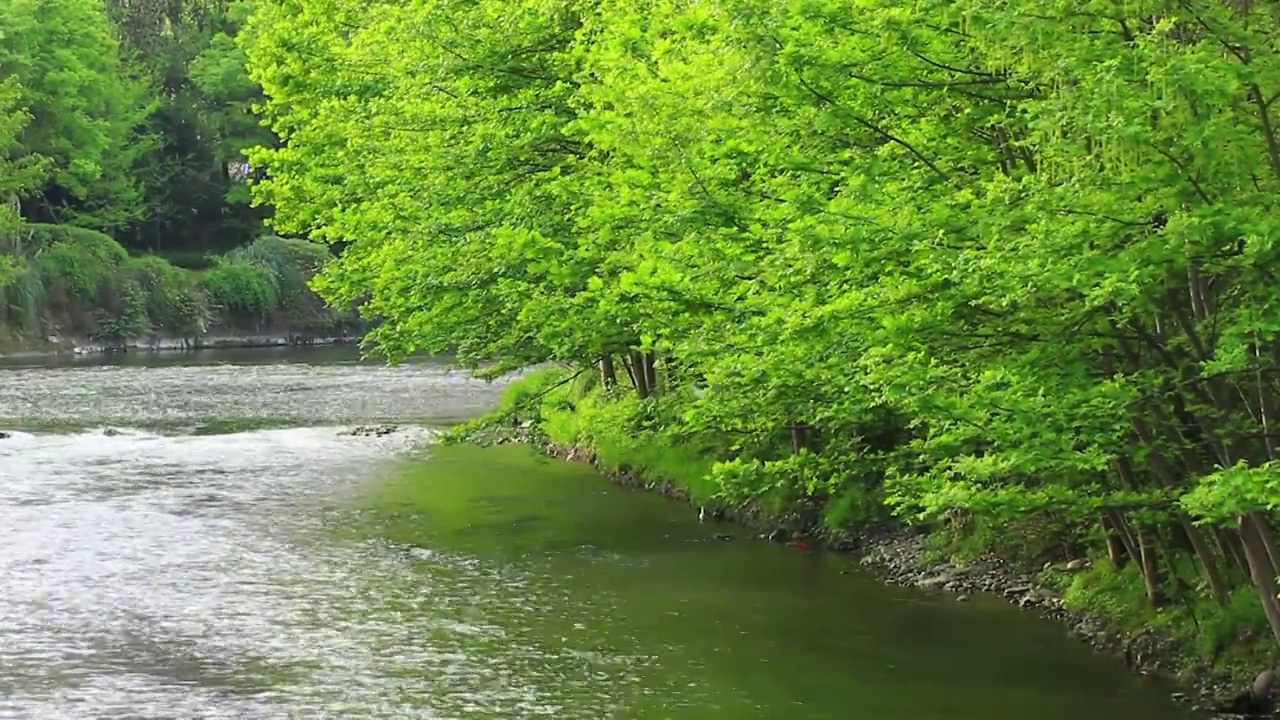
[1106,508,1143,571]
[1136,524,1168,607]
[1176,513,1230,605]
[1118,441,1228,604]
[1249,511,1280,575]
[1109,509,1165,607]
[1101,513,1129,569]
[630,351,650,399]
[621,354,638,394]
[1215,526,1249,576]
[1239,514,1280,647]
[643,352,657,397]
[789,422,810,454]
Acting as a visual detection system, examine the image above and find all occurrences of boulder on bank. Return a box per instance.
[1213,669,1275,716]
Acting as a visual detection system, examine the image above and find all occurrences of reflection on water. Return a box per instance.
[0,350,1199,719]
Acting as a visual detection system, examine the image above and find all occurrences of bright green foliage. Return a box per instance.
[0,78,42,232]
[246,0,1280,656]
[0,0,153,229]
[0,0,274,255]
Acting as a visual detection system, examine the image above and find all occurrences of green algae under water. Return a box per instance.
[353,443,1199,720]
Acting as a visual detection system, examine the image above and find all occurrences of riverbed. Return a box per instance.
[0,348,1200,718]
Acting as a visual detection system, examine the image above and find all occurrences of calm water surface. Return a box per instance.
[0,348,1200,718]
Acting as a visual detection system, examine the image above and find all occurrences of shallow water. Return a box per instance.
[0,348,1200,718]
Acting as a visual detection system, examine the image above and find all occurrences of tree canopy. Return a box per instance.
[0,0,270,251]
[244,0,1280,647]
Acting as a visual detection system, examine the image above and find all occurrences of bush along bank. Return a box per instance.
[0,224,362,354]
[446,368,1277,718]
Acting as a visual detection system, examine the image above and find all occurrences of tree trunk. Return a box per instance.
[1249,512,1280,575]
[1106,508,1143,572]
[1215,526,1250,577]
[1136,524,1168,607]
[1101,513,1129,569]
[1109,509,1165,607]
[643,353,657,397]
[599,355,616,388]
[1239,514,1280,647]
[630,351,650,399]
[1176,513,1230,606]
[621,354,638,394]
[789,422,810,454]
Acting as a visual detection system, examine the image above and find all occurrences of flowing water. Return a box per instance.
[0,348,1201,719]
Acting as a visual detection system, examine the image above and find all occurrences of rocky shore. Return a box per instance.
[854,531,1251,717]
[0,333,361,358]
[453,419,1268,718]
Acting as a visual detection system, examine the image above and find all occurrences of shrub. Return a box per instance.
[229,235,330,308]
[200,257,278,319]
[35,226,128,303]
[126,256,210,336]
[91,276,152,342]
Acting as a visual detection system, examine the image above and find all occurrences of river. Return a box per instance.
[0,348,1200,718]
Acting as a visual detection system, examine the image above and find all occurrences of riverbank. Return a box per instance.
[0,225,361,355]
[446,374,1272,719]
[0,332,362,359]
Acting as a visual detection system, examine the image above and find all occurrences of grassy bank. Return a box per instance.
[0,224,360,351]
[448,369,1277,709]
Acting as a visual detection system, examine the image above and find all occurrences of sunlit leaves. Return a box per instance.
[247,0,1280,544]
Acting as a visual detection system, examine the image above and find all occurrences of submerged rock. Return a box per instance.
[342,424,400,438]
[917,574,953,590]
[0,431,10,440]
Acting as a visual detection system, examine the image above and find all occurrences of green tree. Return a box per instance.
[246,0,1280,653]
[108,0,272,252]
[0,0,153,230]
